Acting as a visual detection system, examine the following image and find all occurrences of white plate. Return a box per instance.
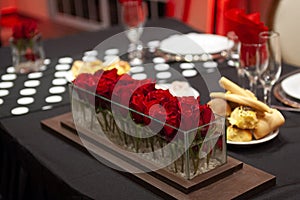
[159,33,233,55]
[281,73,300,100]
[227,129,279,145]
[155,82,200,98]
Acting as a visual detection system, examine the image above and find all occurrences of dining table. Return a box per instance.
[0,17,300,200]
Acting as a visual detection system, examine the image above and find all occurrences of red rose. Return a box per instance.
[199,104,215,137]
[113,80,137,105]
[164,114,180,140]
[95,69,120,100]
[12,20,38,40]
[178,96,201,131]
[129,81,156,123]
[145,89,174,105]
[112,75,139,117]
[145,102,167,133]
[72,73,98,103]
[200,104,214,125]
[143,89,180,139]
[130,93,146,123]
[24,21,37,39]
[73,73,98,91]
[133,81,156,96]
[143,89,176,123]
[12,24,24,40]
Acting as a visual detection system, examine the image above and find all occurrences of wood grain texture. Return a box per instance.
[41,112,276,200]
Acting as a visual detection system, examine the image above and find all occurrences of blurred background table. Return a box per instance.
[0,18,300,200]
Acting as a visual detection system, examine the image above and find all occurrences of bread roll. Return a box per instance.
[210,92,271,113]
[254,108,285,139]
[219,77,256,99]
[228,106,258,129]
[227,125,252,142]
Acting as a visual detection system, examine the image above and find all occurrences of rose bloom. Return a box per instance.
[94,69,121,100]
[112,74,140,117]
[199,104,215,137]
[143,89,180,140]
[130,93,147,124]
[178,96,201,131]
[73,73,98,103]
[12,20,38,40]
[129,81,156,123]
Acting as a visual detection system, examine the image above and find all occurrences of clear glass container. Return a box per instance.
[70,84,226,180]
[10,34,45,74]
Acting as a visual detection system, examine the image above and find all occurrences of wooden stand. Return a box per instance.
[41,113,276,200]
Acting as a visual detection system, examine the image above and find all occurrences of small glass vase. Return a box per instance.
[10,34,45,74]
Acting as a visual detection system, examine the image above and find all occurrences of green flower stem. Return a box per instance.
[111,117,115,133]
[114,120,123,143]
[189,148,197,175]
[171,144,178,173]
[181,153,184,173]
[80,102,86,120]
[145,137,149,148]
[96,115,105,130]
[135,126,140,153]
[122,122,128,146]
[102,111,109,132]
[158,137,164,157]
[150,137,156,159]
[206,151,212,168]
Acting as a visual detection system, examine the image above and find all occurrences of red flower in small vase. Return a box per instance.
[12,20,39,42]
[25,48,37,61]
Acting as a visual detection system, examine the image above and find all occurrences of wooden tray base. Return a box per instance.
[41,112,276,200]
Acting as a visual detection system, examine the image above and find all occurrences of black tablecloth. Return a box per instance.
[1,18,300,200]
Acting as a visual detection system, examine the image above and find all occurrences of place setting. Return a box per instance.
[4,0,300,199]
[273,69,300,109]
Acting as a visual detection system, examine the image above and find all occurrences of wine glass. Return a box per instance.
[258,31,282,105]
[120,1,148,65]
[226,31,245,87]
[239,42,262,95]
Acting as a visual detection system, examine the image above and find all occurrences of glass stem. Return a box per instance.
[236,67,245,88]
[249,75,258,96]
[263,86,272,105]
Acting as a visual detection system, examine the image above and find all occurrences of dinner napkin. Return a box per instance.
[224,8,268,44]
[119,0,142,4]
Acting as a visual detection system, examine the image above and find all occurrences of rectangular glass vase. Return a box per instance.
[70,84,226,180]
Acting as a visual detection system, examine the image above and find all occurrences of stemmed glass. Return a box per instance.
[239,42,263,95]
[226,31,245,87]
[258,31,282,105]
[120,0,148,65]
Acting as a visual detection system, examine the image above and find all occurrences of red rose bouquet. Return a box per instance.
[71,68,226,179]
[73,69,216,139]
[10,20,45,73]
[11,20,39,58]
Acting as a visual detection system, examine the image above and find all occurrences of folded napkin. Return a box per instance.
[118,0,145,27]
[119,0,142,4]
[225,8,268,44]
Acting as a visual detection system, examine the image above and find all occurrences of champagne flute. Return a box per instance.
[239,42,262,95]
[120,0,148,65]
[258,31,282,105]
